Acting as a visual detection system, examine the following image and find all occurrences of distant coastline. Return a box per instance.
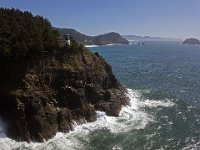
[85,43,128,48]
[55,27,129,46]
[123,35,181,42]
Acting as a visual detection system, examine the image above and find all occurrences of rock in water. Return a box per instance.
[0,47,128,142]
[183,38,200,45]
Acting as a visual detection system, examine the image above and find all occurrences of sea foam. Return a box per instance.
[0,88,175,150]
[84,45,99,48]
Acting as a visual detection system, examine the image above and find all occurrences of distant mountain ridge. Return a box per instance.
[54,27,129,45]
[123,35,181,42]
[54,28,94,45]
[93,32,129,45]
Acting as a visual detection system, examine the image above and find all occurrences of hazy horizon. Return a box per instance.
[1,0,200,39]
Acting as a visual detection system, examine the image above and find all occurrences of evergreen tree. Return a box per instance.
[0,8,59,60]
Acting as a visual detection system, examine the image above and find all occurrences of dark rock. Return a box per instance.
[0,47,128,142]
[183,38,200,45]
[58,108,73,132]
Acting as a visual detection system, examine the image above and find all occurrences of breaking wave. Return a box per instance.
[84,45,99,48]
[0,88,176,150]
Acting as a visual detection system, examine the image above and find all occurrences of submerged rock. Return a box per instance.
[0,47,128,142]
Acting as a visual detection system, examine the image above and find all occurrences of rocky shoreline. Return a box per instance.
[0,47,128,142]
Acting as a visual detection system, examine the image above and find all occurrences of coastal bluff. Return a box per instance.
[0,8,128,142]
[0,47,128,142]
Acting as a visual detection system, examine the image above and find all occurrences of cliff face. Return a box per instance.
[0,47,128,142]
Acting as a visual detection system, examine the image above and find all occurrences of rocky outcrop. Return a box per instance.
[183,38,200,45]
[0,47,128,142]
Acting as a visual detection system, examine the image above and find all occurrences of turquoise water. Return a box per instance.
[91,42,200,106]
[88,42,200,150]
[1,42,200,150]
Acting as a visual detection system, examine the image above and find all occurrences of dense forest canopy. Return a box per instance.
[0,8,124,62]
[0,8,60,60]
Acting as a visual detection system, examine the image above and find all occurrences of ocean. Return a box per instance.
[1,41,200,149]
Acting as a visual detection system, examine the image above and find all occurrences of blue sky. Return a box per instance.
[1,0,200,39]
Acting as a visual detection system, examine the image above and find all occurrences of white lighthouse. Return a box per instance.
[64,34,70,45]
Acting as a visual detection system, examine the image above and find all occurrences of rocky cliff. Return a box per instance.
[0,46,128,142]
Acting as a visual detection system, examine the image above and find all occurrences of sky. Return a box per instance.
[1,0,200,39]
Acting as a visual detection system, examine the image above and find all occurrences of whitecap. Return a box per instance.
[71,89,154,133]
[139,99,175,108]
[84,45,99,48]
[112,144,123,150]
[0,88,175,150]
[182,140,200,150]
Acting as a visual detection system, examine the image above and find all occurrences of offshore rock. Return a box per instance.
[183,38,200,45]
[0,48,128,142]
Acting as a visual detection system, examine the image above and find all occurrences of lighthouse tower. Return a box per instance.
[64,34,70,45]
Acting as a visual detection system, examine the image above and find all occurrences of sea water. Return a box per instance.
[1,42,200,149]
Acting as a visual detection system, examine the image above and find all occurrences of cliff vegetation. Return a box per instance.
[0,8,128,142]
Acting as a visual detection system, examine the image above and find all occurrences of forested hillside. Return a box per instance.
[55,28,129,45]
[0,8,59,60]
[0,8,127,142]
[54,28,93,45]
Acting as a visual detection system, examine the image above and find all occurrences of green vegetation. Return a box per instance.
[0,8,89,62]
[93,32,129,45]
[59,37,95,71]
[0,8,59,60]
[54,27,93,45]
[55,28,129,45]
